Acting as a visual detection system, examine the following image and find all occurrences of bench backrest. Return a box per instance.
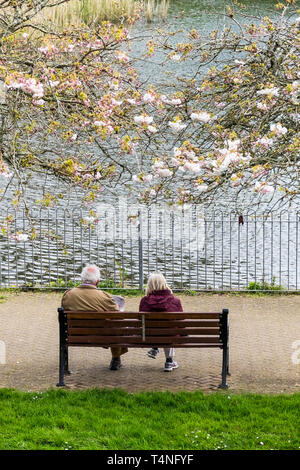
[58,309,229,349]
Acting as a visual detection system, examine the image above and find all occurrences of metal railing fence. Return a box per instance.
[0,207,299,291]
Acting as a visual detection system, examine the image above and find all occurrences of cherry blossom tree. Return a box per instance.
[0,0,299,240]
[129,1,299,211]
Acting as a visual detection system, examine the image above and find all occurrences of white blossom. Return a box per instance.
[168,120,186,132]
[257,87,279,97]
[17,233,29,242]
[134,114,154,125]
[190,111,212,123]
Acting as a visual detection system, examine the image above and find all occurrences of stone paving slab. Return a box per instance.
[0,293,299,393]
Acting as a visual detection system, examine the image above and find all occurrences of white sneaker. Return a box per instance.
[164,361,179,372]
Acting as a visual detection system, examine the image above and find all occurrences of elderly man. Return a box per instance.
[61,264,127,370]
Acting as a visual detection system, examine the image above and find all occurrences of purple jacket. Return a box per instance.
[139,289,183,312]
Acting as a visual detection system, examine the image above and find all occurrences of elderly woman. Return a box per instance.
[139,272,183,372]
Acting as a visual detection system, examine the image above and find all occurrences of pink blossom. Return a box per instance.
[254,137,274,150]
[0,171,12,178]
[270,122,287,137]
[33,99,45,106]
[142,174,153,183]
[254,181,274,194]
[215,102,226,108]
[256,102,270,111]
[115,51,130,62]
[142,92,156,104]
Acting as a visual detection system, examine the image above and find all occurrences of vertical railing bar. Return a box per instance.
[162,207,165,279]
[246,213,249,289]
[213,211,216,290]
[15,210,18,288]
[48,209,51,287]
[196,206,199,291]
[254,212,257,288]
[238,213,240,291]
[205,215,207,289]
[63,210,67,286]
[121,208,124,289]
[113,209,116,287]
[229,212,232,290]
[296,212,298,290]
[138,209,143,291]
[189,207,191,289]
[279,212,282,287]
[39,209,42,286]
[105,209,109,287]
[271,213,273,285]
[88,220,91,266]
[147,207,150,279]
[56,210,59,287]
[31,216,35,287]
[221,212,224,290]
[23,209,27,287]
[171,210,175,289]
[262,213,265,287]
[155,206,159,271]
[80,209,83,271]
[287,212,290,290]
[72,213,75,285]
[181,209,183,290]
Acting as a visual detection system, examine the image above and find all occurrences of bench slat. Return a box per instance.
[145,320,220,327]
[69,327,142,335]
[67,343,223,348]
[68,319,220,328]
[67,335,221,344]
[69,319,142,328]
[68,327,220,336]
[66,311,221,320]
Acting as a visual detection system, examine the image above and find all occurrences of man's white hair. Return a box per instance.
[81,264,100,283]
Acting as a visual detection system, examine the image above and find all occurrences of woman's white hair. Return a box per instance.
[145,272,172,296]
[81,264,100,283]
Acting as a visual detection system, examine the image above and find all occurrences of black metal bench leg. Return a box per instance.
[57,345,66,387]
[64,346,71,375]
[218,347,228,389]
[226,347,231,376]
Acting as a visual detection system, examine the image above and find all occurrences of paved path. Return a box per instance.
[0,293,299,393]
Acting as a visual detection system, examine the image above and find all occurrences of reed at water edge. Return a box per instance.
[36,0,170,27]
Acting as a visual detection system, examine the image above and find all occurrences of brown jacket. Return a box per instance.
[61,285,119,312]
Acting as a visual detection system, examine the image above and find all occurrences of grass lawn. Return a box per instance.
[0,389,299,450]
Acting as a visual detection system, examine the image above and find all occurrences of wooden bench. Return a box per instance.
[57,308,230,389]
